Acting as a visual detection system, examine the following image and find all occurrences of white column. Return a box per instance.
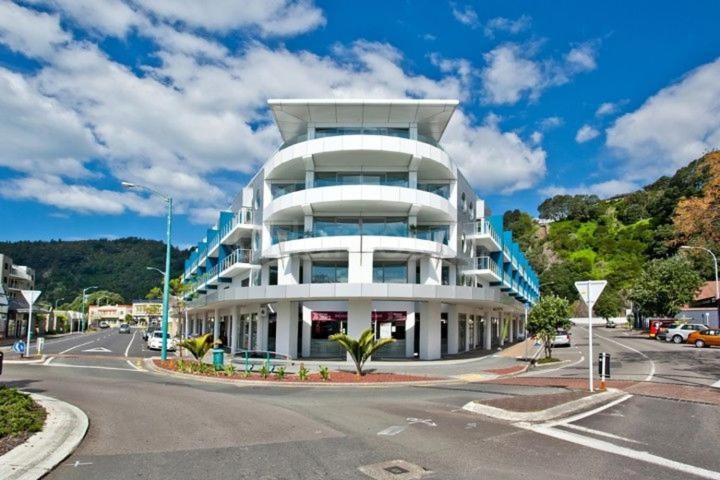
[420,256,442,285]
[230,306,240,355]
[201,312,207,334]
[405,310,416,358]
[278,255,299,285]
[483,313,492,350]
[407,258,417,284]
[258,308,268,351]
[275,301,298,359]
[447,305,459,355]
[348,251,373,283]
[225,314,231,343]
[301,303,312,357]
[213,308,221,344]
[419,301,442,360]
[509,314,514,343]
[499,313,505,347]
[347,299,371,362]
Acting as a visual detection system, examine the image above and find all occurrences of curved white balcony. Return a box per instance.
[462,256,502,283]
[218,248,261,279]
[264,185,454,223]
[263,235,456,259]
[465,220,501,251]
[264,135,454,181]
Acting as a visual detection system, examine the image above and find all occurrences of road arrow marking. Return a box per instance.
[82,347,112,353]
[377,426,406,436]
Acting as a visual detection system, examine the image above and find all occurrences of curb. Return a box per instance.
[462,388,625,423]
[143,358,463,388]
[0,393,88,480]
[3,355,47,365]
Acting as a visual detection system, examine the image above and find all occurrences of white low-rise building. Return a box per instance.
[182,99,540,360]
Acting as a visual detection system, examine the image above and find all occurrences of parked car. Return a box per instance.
[605,319,616,328]
[118,324,131,334]
[655,324,676,341]
[665,323,708,344]
[649,319,676,338]
[142,326,157,341]
[99,321,110,329]
[552,329,571,347]
[687,330,720,348]
[147,331,176,351]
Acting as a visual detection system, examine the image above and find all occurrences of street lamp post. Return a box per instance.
[53,298,65,331]
[680,246,720,323]
[81,286,98,333]
[124,181,173,360]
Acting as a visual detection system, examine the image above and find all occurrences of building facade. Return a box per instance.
[0,253,36,339]
[182,99,540,360]
[88,304,133,326]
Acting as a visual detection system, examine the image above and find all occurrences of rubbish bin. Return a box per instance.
[598,352,611,379]
[212,348,224,371]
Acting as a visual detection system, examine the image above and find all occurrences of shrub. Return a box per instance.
[275,366,286,380]
[0,387,46,438]
[223,364,236,377]
[329,328,395,376]
[259,364,270,379]
[179,333,213,362]
[319,365,330,381]
[298,363,309,381]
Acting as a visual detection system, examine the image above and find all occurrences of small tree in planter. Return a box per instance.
[527,295,572,361]
[329,328,395,377]
[178,333,212,366]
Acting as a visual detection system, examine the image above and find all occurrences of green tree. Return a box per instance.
[527,295,572,359]
[65,290,125,313]
[178,333,212,363]
[145,287,162,299]
[594,288,624,320]
[629,256,703,317]
[329,328,395,376]
[540,260,592,302]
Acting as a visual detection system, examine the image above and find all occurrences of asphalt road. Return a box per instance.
[522,326,720,387]
[1,326,719,480]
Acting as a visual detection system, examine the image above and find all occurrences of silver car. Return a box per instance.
[665,323,707,344]
[552,329,571,347]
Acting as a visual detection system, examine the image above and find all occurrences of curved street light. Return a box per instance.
[81,286,98,333]
[123,181,173,360]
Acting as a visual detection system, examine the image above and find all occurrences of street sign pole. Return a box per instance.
[575,280,607,393]
[21,290,41,357]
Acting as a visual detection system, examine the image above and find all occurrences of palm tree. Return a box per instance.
[329,328,395,377]
[179,333,212,363]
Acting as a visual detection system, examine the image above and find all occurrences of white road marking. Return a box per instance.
[561,423,644,444]
[589,329,656,381]
[543,394,634,428]
[65,461,93,467]
[124,331,137,357]
[59,340,95,354]
[711,379,720,389]
[82,347,112,353]
[377,426,406,436]
[126,360,144,371]
[406,417,437,427]
[47,363,140,372]
[527,424,720,479]
[43,356,54,365]
[522,356,585,376]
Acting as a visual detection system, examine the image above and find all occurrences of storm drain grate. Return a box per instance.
[359,460,430,480]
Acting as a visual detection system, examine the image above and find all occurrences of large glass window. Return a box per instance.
[268,265,278,286]
[311,261,348,283]
[271,182,305,198]
[270,225,305,244]
[312,172,409,188]
[414,225,450,244]
[312,217,408,238]
[315,127,409,139]
[373,262,408,283]
[385,217,408,237]
[361,217,385,236]
[418,183,450,198]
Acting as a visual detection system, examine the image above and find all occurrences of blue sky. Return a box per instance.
[1,0,719,248]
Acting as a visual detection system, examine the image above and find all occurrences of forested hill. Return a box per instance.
[0,238,188,306]
[504,151,719,315]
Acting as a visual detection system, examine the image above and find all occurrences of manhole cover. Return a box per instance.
[359,460,430,480]
[385,466,410,475]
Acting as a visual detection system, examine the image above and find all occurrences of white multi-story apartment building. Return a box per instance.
[0,253,36,339]
[183,99,539,360]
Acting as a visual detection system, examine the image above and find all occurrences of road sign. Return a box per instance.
[21,290,41,357]
[12,340,25,354]
[574,280,607,393]
[574,280,607,307]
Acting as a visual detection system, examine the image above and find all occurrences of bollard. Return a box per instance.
[598,352,611,390]
[0,351,3,375]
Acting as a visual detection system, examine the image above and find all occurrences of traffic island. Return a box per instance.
[149,358,448,386]
[463,388,625,422]
[0,389,88,480]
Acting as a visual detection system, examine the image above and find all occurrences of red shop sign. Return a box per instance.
[311,311,348,322]
[372,311,406,322]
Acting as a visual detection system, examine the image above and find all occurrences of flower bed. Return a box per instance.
[0,387,47,456]
[154,359,439,383]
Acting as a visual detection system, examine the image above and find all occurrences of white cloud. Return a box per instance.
[539,116,563,130]
[480,42,598,105]
[606,58,720,179]
[530,131,543,144]
[451,3,479,28]
[575,124,600,143]
[29,0,146,37]
[0,2,549,221]
[443,111,547,194]
[0,1,70,58]
[484,15,531,37]
[595,101,617,116]
[136,0,325,36]
[540,179,638,199]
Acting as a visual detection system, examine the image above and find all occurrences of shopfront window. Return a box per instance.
[372,311,406,340]
[311,311,346,339]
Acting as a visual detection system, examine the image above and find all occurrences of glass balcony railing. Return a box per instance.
[278,128,445,151]
[218,208,254,240]
[219,249,253,272]
[270,221,450,245]
[474,220,501,245]
[471,256,501,277]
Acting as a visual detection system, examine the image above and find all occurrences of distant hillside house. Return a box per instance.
[678,281,719,328]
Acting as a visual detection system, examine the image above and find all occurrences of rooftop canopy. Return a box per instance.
[267,99,459,143]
